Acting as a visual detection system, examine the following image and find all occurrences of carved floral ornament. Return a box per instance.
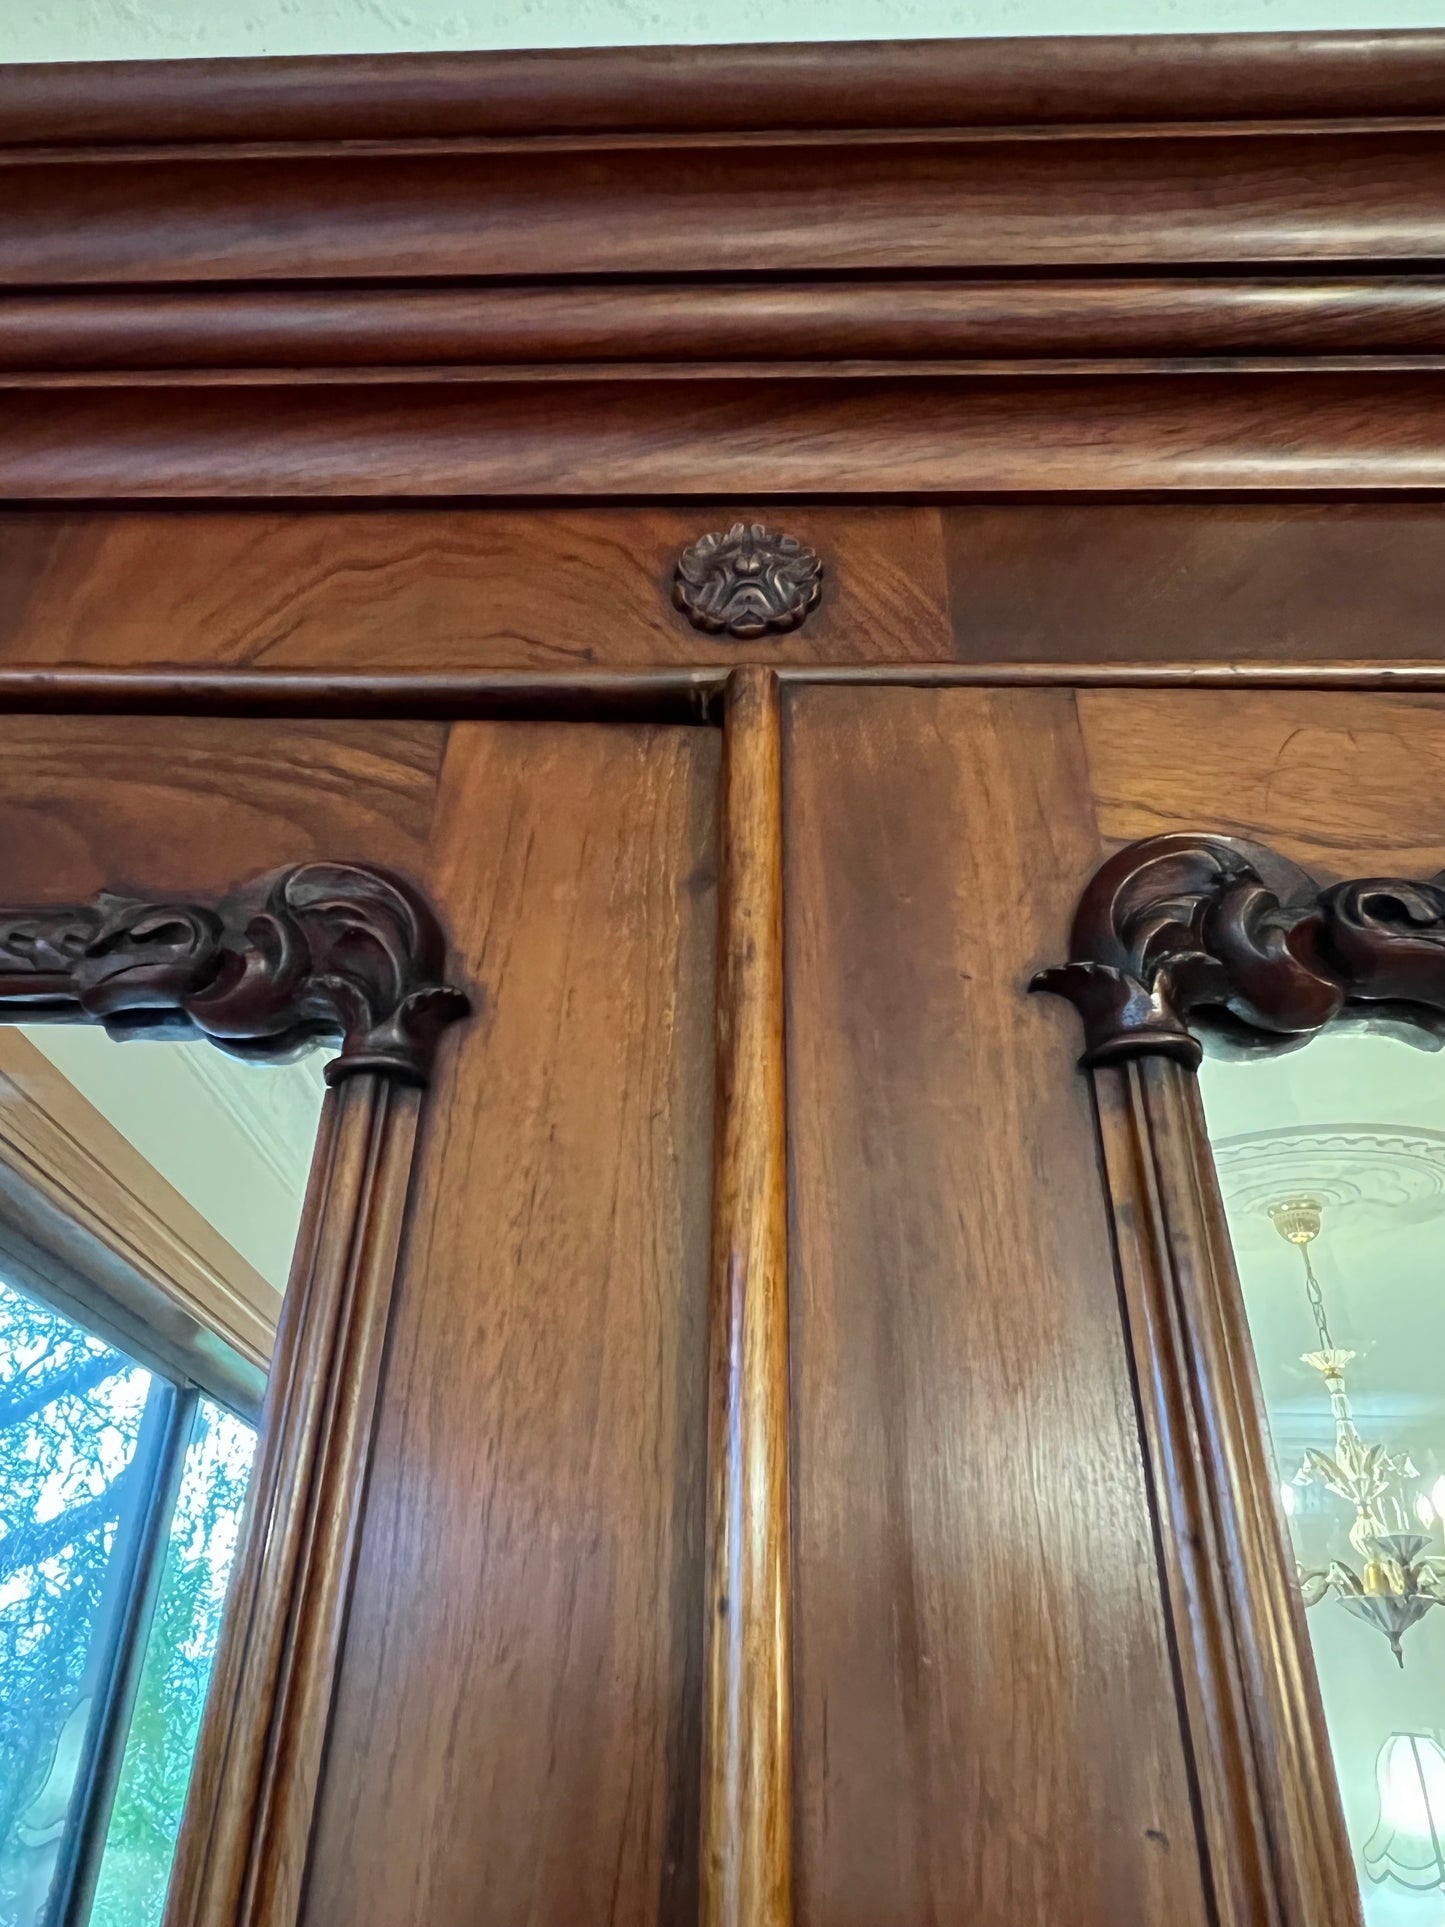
[0,861,470,1087]
[1031,832,1445,1067]
[672,522,823,639]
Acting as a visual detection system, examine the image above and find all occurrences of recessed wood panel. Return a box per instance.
[0,506,948,670]
[945,503,1445,664]
[783,685,1208,1927]
[304,720,718,1927]
[0,714,443,899]
[1078,686,1445,873]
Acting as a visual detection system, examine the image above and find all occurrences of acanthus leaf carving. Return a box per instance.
[1033,832,1445,1066]
[0,861,469,1086]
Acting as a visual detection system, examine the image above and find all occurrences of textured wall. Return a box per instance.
[9,0,1442,62]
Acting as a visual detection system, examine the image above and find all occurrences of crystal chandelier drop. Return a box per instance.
[1270,1197,1445,1667]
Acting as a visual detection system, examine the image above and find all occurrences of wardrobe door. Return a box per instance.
[784,684,1445,1927]
[299,720,719,1927]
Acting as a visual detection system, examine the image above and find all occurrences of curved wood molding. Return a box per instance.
[1032,831,1445,1068]
[3,31,1445,145]
[1032,832,1393,1927]
[2,31,1445,492]
[0,861,469,1086]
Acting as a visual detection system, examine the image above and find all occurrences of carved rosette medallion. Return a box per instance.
[672,523,823,639]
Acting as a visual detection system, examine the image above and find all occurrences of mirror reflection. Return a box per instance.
[1203,1033,1445,1927]
[0,1027,325,1927]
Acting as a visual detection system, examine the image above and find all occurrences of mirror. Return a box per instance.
[1202,1032,1445,1927]
[0,1027,325,1927]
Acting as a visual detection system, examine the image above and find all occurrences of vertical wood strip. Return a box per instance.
[703,666,793,1927]
[1095,1056,1361,1927]
[166,1075,422,1927]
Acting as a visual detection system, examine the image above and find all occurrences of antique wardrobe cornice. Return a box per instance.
[3,29,1445,496]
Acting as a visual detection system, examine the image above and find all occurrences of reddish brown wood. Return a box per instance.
[0,507,949,668]
[1034,831,1445,1066]
[7,373,1445,497]
[303,719,718,1927]
[3,31,1445,146]
[168,1074,428,1927]
[784,684,1208,1927]
[4,280,1445,374]
[703,668,792,1927]
[0,862,466,1083]
[1091,1060,1359,1927]
[0,715,442,900]
[3,132,1444,289]
[945,503,1445,664]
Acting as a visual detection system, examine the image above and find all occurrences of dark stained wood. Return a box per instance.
[0,864,466,1084]
[0,507,949,669]
[303,719,718,1927]
[784,684,1208,1927]
[0,715,442,900]
[168,1075,427,1927]
[10,373,1445,498]
[944,504,1445,664]
[9,279,1445,373]
[703,669,792,1927]
[3,131,1445,285]
[1091,1060,1358,1927]
[5,31,1445,146]
[1076,688,1445,874]
[1034,830,1445,1067]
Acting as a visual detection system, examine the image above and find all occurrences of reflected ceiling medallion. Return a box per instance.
[672,523,823,639]
[1270,1196,1445,1665]
[1213,1126,1445,1249]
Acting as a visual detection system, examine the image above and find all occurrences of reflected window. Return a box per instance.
[1202,1032,1445,1927]
[0,1033,323,1927]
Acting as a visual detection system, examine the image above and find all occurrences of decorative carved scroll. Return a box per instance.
[0,862,468,1086]
[1031,832,1445,1067]
[673,523,823,639]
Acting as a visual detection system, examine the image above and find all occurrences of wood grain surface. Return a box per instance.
[1093,1059,1360,1927]
[783,684,1207,1927]
[4,133,1445,287]
[1077,687,1445,873]
[8,374,1445,497]
[8,279,1445,373]
[0,715,443,899]
[0,507,949,671]
[703,670,792,1927]
[303,719,718,1927]
[944,502,1445,664]
[5,31,1445,145]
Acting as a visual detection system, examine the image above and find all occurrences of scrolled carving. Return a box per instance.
[1032,832,1445,1068]
[0,862,469,1086]
[672,522,823,639]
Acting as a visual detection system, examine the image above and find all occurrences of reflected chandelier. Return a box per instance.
[1271,1197,1445,1667]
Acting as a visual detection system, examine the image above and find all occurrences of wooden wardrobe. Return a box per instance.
[3,27,1444,1927]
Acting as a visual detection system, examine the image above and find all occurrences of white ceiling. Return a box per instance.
[8,0,1443,62]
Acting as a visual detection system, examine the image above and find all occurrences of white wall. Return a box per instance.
[8,0,1445,63]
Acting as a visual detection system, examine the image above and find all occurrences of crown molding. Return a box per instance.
[2,31,1444,497]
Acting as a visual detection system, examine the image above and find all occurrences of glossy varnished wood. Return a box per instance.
[0,714,442,899]
[1092,1060,1358,1927]
[169,1077,425,1927]
[944,503,1445,664]
[303,719,718,1927]
[783,684,1207,1927]
[704,669,792,1927]
[0,507,948,671]
[9,373,1445,496]
[6,32,1445,145]
[1076,687,1445,872]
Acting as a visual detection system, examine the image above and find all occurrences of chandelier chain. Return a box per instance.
[1299,1244,1335,1352]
